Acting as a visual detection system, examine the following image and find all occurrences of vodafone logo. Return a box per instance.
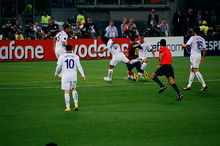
[0,41,44,60]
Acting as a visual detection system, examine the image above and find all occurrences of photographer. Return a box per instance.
[2,20,15,40]
[13,19,24,40]
[124,18,139,38]
[46,18,59,39]
[34,20,44,40]
[24,21,35,40]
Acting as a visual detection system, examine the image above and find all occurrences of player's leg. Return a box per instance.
[167,77,183,100]
[126,63,138,81]
[184,56,195,90]
[193,68,208,91]
[151,66,167,94]
[70,81,78,110]
[62,80,71,112]
[141,58,148,70]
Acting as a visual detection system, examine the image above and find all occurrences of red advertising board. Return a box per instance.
[0,38,130,62]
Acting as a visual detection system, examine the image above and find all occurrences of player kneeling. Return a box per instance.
[54,45,86,112]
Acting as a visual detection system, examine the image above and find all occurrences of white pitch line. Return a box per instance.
[0,79,220,90]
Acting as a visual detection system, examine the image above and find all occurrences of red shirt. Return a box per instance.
[159,46,172,65]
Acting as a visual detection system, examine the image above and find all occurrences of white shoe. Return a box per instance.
[138,72,144,79]
[104,77,112,81]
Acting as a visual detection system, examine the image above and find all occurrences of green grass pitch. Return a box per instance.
[0,56,220,146]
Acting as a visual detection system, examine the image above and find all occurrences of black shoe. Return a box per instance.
[176,93,183,101]
[183,87,191,90]
[200,86,208,91]
[158,86,167,94]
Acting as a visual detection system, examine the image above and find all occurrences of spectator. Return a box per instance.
[72,21,82,39]
[41,11,51,24]
[2,20,15,40]
[34,20,44,39]
[105,20,118,38]
[47,18,59,39]
[120,17,127,37]
[148,9,159,27]
[81,17,96,38]
[186,8,197,30]
[124,18,139,38]
[173,8,184,36]
[24,21,35,40]
[13,19,24,40]
[149,21,160,37]
[196,10,203,26]
[76,11,85,25]
[203,10,211,26]
[210,10,217,26]
[159,18,169,37]
[200,20,209,35]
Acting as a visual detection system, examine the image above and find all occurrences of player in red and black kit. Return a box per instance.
[151,39,183,100]
[124,37,147,81]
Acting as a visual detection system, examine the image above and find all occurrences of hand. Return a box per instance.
[201,57,205,64]
[54,74,58,78]
[157,65,161,68]
[153,57,157,61]
[82,77,86,80]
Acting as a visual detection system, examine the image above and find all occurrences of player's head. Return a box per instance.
[129,36,135,42]
[160,39,166,47]
[101,36,109,45]
[66,44,73,52]
[193,26,201,35]
[63,24,71,33]
[139,33,144,42]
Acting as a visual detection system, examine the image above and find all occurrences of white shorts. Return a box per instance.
[55,48,66,59]
[190,55,201,68]
[110,53,129,66]
[61,80,77,90]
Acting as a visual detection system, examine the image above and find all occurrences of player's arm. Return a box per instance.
[76,57,86,80]
[54,58,63,78]
[158,51,164,68]
[151,49,156,60]
[52,37,57,52]
[182,44,189,48]
[97,48,108,53]
[201,48,206,64]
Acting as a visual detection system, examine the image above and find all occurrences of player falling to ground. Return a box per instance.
[53,25,71,59]
[151,39,183,100]
[124,36,148,81]
[137,34,156,78]
[182,27,208,91]
[54,44,86,112]
[97,36,131,81]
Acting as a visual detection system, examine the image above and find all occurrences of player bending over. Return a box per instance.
[137,34,156,78]
[54,44,86,112]
[151,39,183,100]
[124,36,148,81]
[182,27,208,91]
[97,36,131,81]
[53,24,71,59]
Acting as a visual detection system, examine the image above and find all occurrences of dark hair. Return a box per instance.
[193,26,201,35]
[139,33,144,37]
[160,39,166,46]
[63,24,70,30]
[101,36,109,44]
[129,36,135,42]
[66,44,72,51]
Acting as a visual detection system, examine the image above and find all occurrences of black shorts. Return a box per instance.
[155,64,175,78]
[126,62,142,72]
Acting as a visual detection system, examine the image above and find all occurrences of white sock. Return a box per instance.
[130,59,138,64]
[141,62,147,70]
[108,69,113,79]
[72,91,78,106]
[187,72,195,87]
[64,93,70,108]
[195,71,206,87]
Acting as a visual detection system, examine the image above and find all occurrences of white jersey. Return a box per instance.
[55,53,85,81]
[55,31,68,51]
[186,36,206,57]
[137,41,152,58]
[106,39,123,57]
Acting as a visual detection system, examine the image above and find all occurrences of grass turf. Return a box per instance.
[0,56,220,146]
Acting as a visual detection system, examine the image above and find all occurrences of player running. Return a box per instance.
[53,25,71,59]
[97,36,131,81]
[182,27,208,91]
[54,44,86,112]
[137,34,156,78]
[151,39,183,100]
[124,36,148,81]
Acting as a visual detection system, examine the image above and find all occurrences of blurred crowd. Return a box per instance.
[1,8,219,40]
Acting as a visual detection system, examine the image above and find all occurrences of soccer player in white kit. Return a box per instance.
[137,34,156,78]
[53,25,71,59]
[182,27,208,91]
[54,45,86,112]
[98,36,130,81]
